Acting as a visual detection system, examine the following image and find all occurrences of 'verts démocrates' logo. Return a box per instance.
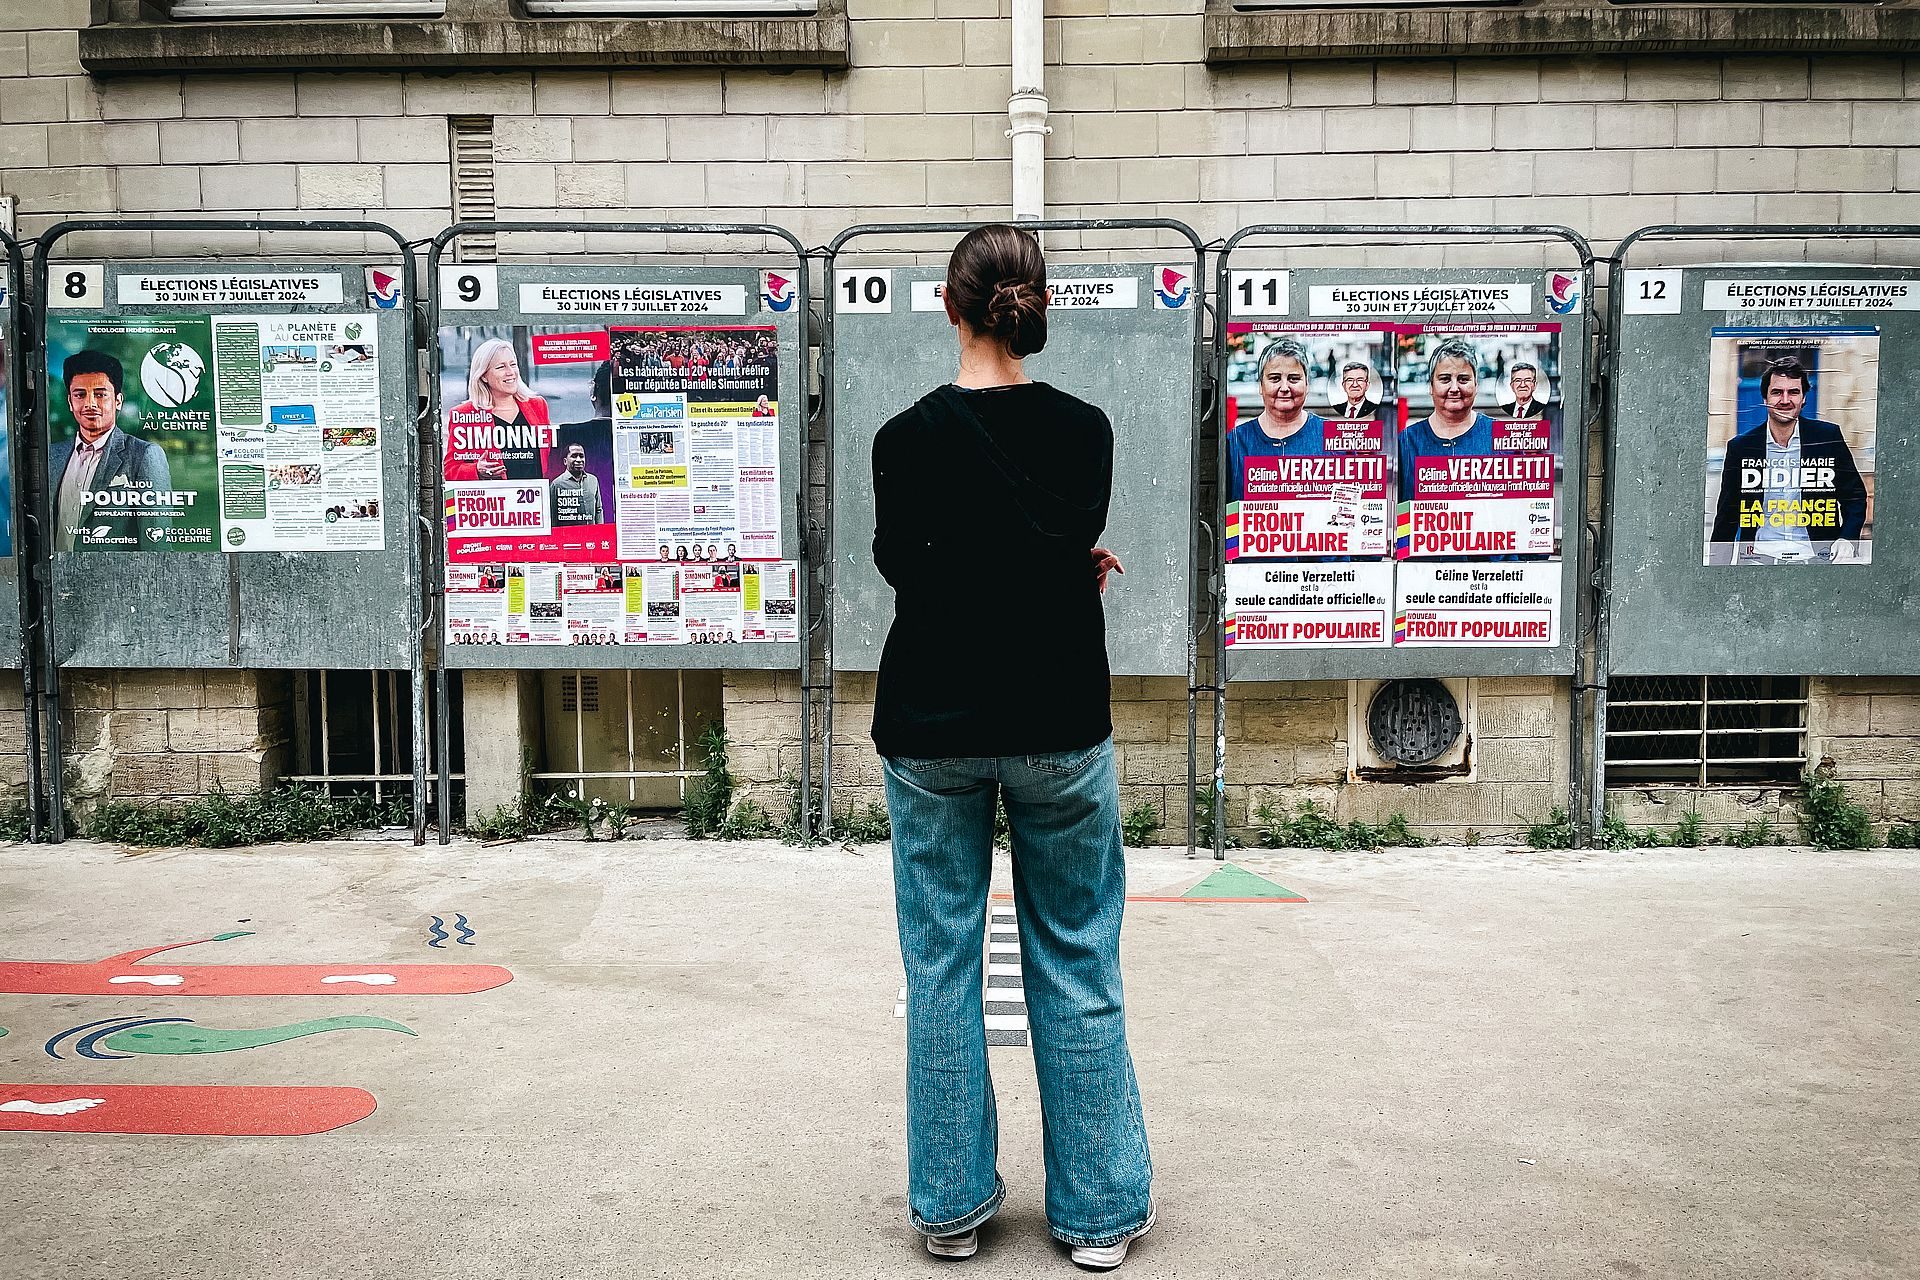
[761,271,796,312]
[1153,267,1191,310]
[140,341,205,407]
[1547,272,1582,315]
[366,268,402,309]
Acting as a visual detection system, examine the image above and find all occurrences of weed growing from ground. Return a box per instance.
[1672,810,1704,848]
[1800,766,1873,850]
[1255,799,1423,851]
[1525,807,1577,850]
[89,784,411,848]
[1728,817,1782,848]
[1122,802,1162,848]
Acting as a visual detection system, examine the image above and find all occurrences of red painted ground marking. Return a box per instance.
[0,937,513,997]
[0,1084,376,1136]
[988,892,1308,904]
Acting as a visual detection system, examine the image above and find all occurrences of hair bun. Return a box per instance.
[985,279,1044,336]
[944,224,1051,357]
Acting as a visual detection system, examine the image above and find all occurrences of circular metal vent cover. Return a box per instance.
[1367,679,1463,766]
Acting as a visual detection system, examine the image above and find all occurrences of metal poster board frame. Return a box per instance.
[819,218,1208,846]
[33,219,425,843]
[425,222,813,843]
[1210,225,1597,858]
[1598,223,1920,837]
[2,229,44,840]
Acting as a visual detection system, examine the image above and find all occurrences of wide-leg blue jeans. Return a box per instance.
[883,736,1153,1248]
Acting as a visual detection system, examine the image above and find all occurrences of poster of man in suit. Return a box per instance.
[1705,329,1875,566]
[45,320,210,551]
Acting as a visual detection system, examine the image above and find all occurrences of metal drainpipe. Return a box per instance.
[1008,0,1048,220]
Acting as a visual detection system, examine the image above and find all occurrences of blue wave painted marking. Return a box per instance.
[75,1018,190,1061]
[47,1016,190,1061]
[45,1016,136,1060]
[452,914,475,946]
[426,916,448,949]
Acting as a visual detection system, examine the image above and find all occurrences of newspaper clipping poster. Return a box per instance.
[1704,326,1876,567]
[438,320,796,647]
[46,314,386,553]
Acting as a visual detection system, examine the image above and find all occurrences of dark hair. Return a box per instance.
[591,360,613,414]
[1762,357,1809,396]
[1510,362,1538,377]
[945,224,1048,358]
[64,348,124,394]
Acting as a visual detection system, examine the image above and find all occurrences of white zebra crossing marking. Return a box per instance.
[892,907,1030,1047]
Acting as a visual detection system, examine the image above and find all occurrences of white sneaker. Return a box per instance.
[1068,1201,1155,1271]
[925,1228,978,1260]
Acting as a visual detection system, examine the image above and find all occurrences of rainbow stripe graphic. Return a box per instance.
[1394,502,1413,557]
[1393,612,1408,644]
[1223,615,1238,647]
[1224,502,1241,561]
[443,494,457,531]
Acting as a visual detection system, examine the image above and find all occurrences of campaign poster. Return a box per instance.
[1393,562,1560,647]
[46,314,384,553]
[1390,324,1563,647]
[0,283,12,558]
[1703,327,1877,567]
[1225,561,1393,649]
[438,319,794,648]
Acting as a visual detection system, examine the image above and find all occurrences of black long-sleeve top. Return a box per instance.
[869,382,1114,759]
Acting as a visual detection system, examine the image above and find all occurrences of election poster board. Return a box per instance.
[0,263,15,562]
[36,258,417,670]
[0,250,19,673]
[1608,260,1918,677]
[44,312,384,553]
[828,258,1199,676]
[434,264,803,663]
[1221,265,1585,679]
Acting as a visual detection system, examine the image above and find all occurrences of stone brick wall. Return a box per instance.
[58,671,292,817]
[799,671,1569,845]
[6,6,1912,246]
[2,2,1911,825]
[1607,676,1920,842]
[0,672,28,799]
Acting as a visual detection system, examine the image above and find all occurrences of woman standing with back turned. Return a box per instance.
[870,225,1155,1271]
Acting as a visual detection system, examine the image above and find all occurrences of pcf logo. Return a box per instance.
[1547,272,1582,315]
[761,271,796,312]
[1152,267,1191,310]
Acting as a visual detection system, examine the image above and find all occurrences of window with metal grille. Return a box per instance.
[170,1,445,16]
[533,670,722,810]
[526,1,818,12]
[1604,676,1808,787]
[289,670,463,809]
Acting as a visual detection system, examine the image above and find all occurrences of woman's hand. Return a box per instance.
[1092,546,1125,594]
[477,458,507,480]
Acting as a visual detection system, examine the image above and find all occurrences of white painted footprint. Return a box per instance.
[320,973,397,985]
[108,974,185,986]
[2,1097,106,1116]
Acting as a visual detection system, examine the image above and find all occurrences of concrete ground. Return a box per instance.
[1,836,1914,1279]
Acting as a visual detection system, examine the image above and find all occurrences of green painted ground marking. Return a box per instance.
[103,1016,415,1056]
[1182,864,1303,900]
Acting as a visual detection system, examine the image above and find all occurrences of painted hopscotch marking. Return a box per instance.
[894,906,1029,1049]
